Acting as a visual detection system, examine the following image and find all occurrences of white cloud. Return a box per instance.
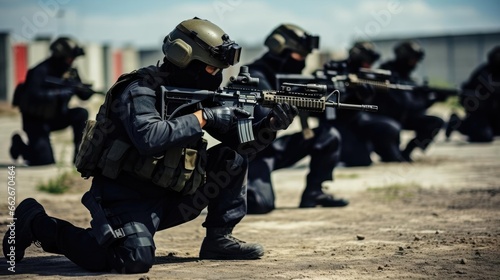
[1,0,498,53]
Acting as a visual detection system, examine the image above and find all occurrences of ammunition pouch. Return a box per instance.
[97,138,208,195]
[75,70,137,179]
[75,119,111,179]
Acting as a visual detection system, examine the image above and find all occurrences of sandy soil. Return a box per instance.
[0,103,499,280]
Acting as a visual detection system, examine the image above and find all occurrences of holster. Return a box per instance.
[82,191,149,248]
[81,191,121,248]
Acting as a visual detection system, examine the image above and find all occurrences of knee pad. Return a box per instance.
[109,222,155,274]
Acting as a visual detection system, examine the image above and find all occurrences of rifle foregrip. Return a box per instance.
[263,94,326,112]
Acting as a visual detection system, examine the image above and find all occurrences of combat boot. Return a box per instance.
[199,228,264,260]
[3,198,47,262]
[299,191,349,208]
[9,133,27,160]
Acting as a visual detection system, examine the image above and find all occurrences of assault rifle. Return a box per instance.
[319,63,459,102]
[161,66,378,143]
[44,76,105,96]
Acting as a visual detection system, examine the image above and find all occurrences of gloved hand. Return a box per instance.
[202,106,251,133]
[266,102,299,131]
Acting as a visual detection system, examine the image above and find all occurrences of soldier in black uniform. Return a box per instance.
[244,24,349,214]
[446,45,500,142]
[330,41,405,166]
[375,41,444,161]
[3,18,298,273]
[10,37,94,166]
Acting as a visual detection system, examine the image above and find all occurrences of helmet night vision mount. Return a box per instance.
[163,17,241,69]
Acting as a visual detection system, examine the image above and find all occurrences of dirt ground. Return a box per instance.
[0,102,499,279]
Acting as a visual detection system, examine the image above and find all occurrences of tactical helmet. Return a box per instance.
[348,41,380,65]
[162,17,241,69]
[49,37,85,58]
[264,24,319,57]
[394,40,425,61]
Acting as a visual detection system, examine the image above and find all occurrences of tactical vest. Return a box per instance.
[75,68,207,195]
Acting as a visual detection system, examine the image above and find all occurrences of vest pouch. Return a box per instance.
[181,139,208,195]
[133,154,161,179]
[170,148,197,192]
[151,147,184,189]
[76,120,107,179]
[99,139,131,179]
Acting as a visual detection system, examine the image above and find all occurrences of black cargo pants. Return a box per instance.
[31,144,247,273]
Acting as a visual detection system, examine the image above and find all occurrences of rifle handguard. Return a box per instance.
[261,91,327,112]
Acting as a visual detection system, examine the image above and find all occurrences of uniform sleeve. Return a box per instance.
[119,81,204,156]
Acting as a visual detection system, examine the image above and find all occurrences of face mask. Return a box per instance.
[168,60,222,91]
[280,55,306,74]
[196,68,223,91]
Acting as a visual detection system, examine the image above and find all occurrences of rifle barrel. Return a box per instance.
[327,101,378,112]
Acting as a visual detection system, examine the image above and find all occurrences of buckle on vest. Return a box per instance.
[113,228,126,239]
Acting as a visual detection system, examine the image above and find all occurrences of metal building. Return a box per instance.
[369,31,500,87]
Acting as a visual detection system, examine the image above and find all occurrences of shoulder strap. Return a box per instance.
[98,65,166,121]
[96,71,139,122]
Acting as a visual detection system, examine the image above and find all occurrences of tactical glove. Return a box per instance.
[266,102,299,131]
[202,106,251,133]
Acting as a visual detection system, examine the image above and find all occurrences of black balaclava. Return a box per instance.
[48,56,73,77]
[264,49,306,74]
[393,58,417,80]
[162,59,222,91]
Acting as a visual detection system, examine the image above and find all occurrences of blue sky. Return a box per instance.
[0,0,499,51]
